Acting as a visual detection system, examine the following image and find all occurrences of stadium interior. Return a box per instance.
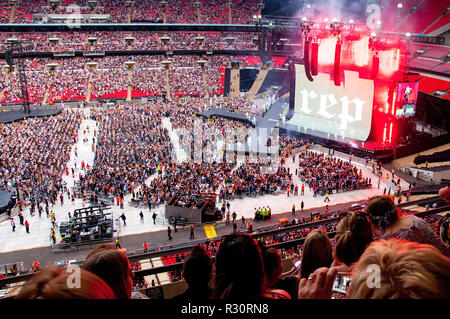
[0,0,449,302]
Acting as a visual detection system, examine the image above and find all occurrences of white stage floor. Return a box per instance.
[0,107,410,253]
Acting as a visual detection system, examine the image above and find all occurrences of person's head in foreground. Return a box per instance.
[300,229,333,279]
[82,248,133,299]
[349,239,450,298]
[365,195,450,257]
[15,266,116,299]
[262,247,284,288]
[334,211,373,267]
[214,233,266,299]
[298,238,450,299]
[439,186,450,203]
[181,245,213,298]
[365,195,399,233]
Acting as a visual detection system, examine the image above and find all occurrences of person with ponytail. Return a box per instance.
[332,211,374,272]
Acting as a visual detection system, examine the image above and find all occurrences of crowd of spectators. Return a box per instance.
[144,161,236,206]
[3,0,260,25]
[76,103,173,198]
[296,150,372,196]
[5,156,450,299]
[0,54,236,104]
[0,109,83,204]
[0,31,256,53]
[221,161,292,200]
[278,135,307,157]
[158,191,450,299]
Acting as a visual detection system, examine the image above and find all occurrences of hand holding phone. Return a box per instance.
[298,267,337,299]
[332,272,352,296]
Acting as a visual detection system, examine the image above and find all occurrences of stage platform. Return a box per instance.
[0,108,61,124]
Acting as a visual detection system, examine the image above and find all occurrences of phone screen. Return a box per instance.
[332,272,352,296]
[294,260,301,269]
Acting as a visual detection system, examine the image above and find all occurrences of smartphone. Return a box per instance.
[294,260,301,269]
[332,272,352,296]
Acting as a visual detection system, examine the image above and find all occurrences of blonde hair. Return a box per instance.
[349,239,450,299]
[15,266,116,299]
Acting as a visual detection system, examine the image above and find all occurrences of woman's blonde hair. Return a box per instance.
[349,239,450,299]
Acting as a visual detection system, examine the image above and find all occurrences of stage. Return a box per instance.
[0,108,61,124]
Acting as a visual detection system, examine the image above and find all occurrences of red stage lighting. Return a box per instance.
[353,36,370,66]
[334,39,341,86]
[304,36,314,82]
[379,49,400,76]
[371,53,379,79]
[318,37,337,65]
[311,42,319,76]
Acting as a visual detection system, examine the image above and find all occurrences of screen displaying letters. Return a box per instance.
[290,64,374,141]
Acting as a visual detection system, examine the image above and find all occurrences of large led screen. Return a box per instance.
[289,64,374,141]
[395,82,419,118]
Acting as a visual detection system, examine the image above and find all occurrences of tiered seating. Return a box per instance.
[0,53,239,104]
[161,251,190,282]
[131,261,149,289]
[421,45,450,60]
[5,0,260,25]
[380,0,448,34]
[415,76,450,95]
[0,31,256,53]
[380,0,417,32]
[398,2,449,34]
[393,143,450,170]
[412,43,450,60]
[0,3,10,23]
[433,62,450,75]
[231,0,259,25]
[130,0,162,22]
[424,11,450,34]
[409,57,441,70]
